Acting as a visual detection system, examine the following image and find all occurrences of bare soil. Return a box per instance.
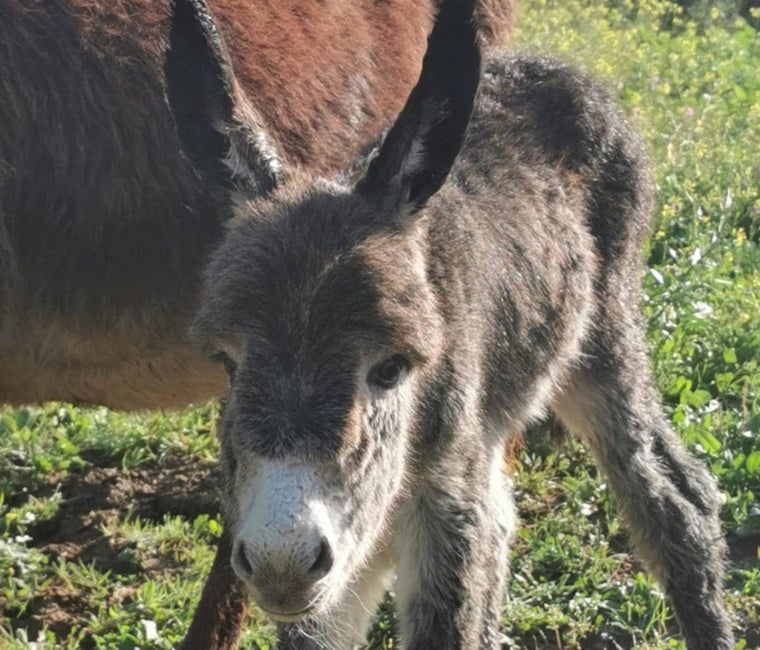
[3,457,220,641]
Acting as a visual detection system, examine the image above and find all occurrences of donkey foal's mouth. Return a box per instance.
[257,604,315,622]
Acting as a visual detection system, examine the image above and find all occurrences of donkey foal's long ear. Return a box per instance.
[356,0,481,214]
[165,0,280,195]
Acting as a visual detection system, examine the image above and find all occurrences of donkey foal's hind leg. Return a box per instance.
[553,320,733,650]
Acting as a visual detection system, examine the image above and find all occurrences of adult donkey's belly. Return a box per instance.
[0,327,226,410]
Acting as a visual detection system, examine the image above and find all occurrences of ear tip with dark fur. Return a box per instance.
[356,0,482,212]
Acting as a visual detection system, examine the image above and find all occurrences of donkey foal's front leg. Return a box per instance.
[395,456,515,650]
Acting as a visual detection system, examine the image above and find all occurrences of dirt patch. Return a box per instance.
[4,457,222,641]
[31,458,220,568]
[14,584,94,640]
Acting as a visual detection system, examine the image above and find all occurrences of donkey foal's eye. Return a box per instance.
[369,355,408,389]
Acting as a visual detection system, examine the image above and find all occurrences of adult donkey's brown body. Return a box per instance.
[0,0,514,410]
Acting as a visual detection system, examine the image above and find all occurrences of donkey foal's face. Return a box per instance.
[194,186,441,620]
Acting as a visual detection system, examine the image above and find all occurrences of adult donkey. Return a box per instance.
[0,0,515,647]
[189,0,734,648]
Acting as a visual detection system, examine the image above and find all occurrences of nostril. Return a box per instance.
[308,537,334,579]
[235,541,254,578]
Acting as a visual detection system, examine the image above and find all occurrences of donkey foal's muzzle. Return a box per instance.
[231,461,337,618]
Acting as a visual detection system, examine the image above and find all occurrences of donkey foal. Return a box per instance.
[192,2,733,647]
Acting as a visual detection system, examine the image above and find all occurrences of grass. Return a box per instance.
[1,0,759,648]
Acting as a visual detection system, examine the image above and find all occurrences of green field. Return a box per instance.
[1,0,759,648]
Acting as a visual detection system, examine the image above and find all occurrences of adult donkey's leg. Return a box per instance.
[552,316,734,650]
[179,532,248,650]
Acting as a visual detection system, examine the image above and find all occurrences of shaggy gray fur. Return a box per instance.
[193,0,733,647]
